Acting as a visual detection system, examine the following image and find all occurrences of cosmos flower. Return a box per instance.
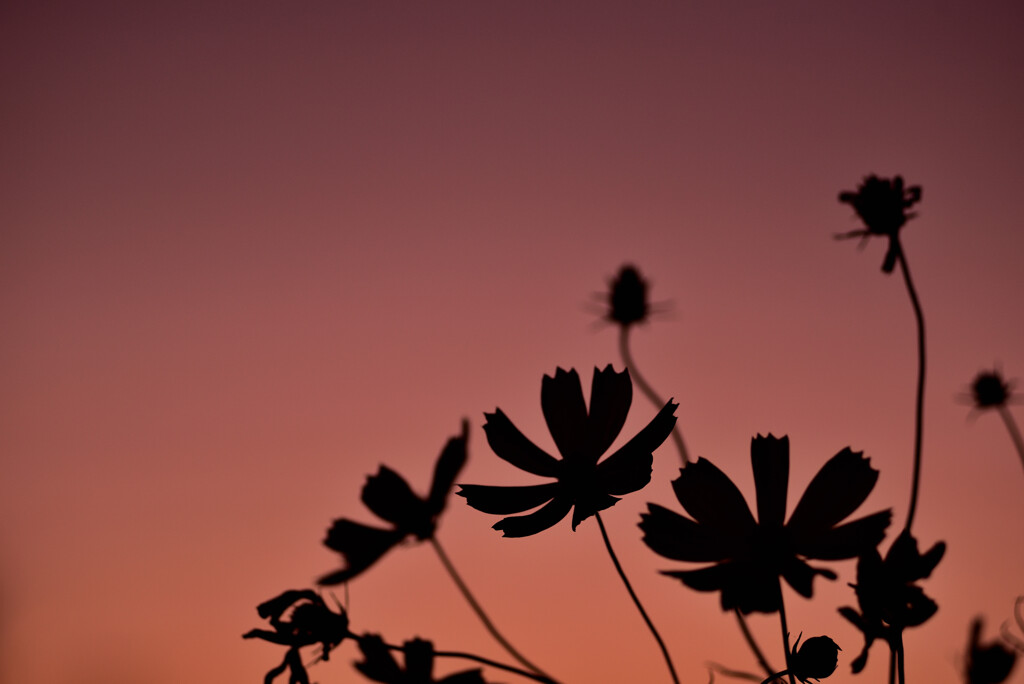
[243,589,351,684]
[965,369,1017,411]
[837,175,922,273]
[606,264,650,327]
[640,434,891,614]
[355,636,490,684]
[319,422,468,585]
[965,618,1017,684]
[838,530,945,672]
[458,365,677,537]
[789,635,841,683]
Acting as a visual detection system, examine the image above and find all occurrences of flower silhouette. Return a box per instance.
[355,635,490,684]
[838,530,945,672]
[319,422,468,585]
[606,264,650,327]
[966,618,1017,684]
[458,365,677,537]
[966,369,1017,410]
[243,589,351,684]
[789,635,841,683]
[837,174,921,273]
[640,434,891,614]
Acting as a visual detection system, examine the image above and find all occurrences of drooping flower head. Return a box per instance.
[243,589,351,684]
[319,422,468,585]
[355,635,490,684]
[640,434,891,614]
[966,618,1017,684]
[790,635,841,683]
[458,365,677,536]
[838,530,945,672]
[837,175,922,273]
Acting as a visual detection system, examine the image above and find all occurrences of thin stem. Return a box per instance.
[895,631,906,684]
[735,609,776,678]
[896,244,926,533]
[369,636,557,684]
[775,581,795,684]
[888,640,896,684]
[429,537,554,681]
[594,511,680,684]
[997,406,1024,478]
[618,325,690,464]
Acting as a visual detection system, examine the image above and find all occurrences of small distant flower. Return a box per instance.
[837,175,921,273]
[966,618,1017,684]
[838,530,945,672]
[355,635,490,684]
[319,422,468,585]
[966,369,1017,410]
[790,635,841,683]
[640,434,891,614]
[607,265,650,327]
[458,365,677,537]
[243,589,351,684]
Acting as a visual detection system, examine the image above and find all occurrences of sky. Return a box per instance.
[2,1,1023,682]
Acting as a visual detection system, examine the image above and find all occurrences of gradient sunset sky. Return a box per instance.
[2,2,1024,683]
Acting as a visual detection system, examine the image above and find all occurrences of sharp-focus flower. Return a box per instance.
[640,434,891,614]
[355,635,490,684]
[966,618,1017,684]
[458,365,677,537]
[243,589,351,684]
[319,422,468,585]
[790,635,841,683]
[838,531,945,672]
[837,175,922,273]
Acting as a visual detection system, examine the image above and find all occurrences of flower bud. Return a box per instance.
[791,635,840,681]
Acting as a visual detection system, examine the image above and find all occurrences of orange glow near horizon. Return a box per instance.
[2,2,1024,683]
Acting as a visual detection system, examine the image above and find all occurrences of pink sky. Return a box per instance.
[2,2,1023,682]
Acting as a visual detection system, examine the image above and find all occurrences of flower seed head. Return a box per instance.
[791,636,841,682]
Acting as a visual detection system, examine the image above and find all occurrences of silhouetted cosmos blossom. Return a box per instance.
[965,618,1017,684]
[837,174,921,273]
[968,369,1016,410]
[640,434,891,614]
[606,264,649,327]
[243,589,350,684]
[355,635,490,684]
[838,531,946,673]
[319,422,467,585]
[458,365,677,537]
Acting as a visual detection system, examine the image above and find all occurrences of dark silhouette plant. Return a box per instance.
[965,618,1017,684]
[355,636,492,684]
[961,368,1024,477]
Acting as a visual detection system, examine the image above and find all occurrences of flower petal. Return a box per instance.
[427,421,469,514]
[671,458,756,538]
[493,496,574,537]
[597,398,677,495]
[781,556,836,600]
[457,482,560,514]
[750,434,789,527]
[483,408,560,477]
[355,634,403,682]
[361,466,428,528]
[792,510,891,560]
[402,639,435,681]
[885,530,946,581]
[787,447,879,538]
[541,368,589,461]
[585,364,632,458]
[639,503,736,562]
[571,490,619,530]
[318,519,406,585]
[664,561,778,614]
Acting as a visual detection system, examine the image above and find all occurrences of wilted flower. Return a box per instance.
[966,618,1017,684]
[640,434,891,614]
[458,365,676,536]
[243,589,351,684]
[837,175,921,273]
[838,530,945,672]
[319,422,468,585]
[355,635,490,684]
[790,635,841,683]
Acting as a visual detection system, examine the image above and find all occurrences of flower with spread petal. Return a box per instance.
[640,434,892,614]
[966,618,1017,684]
[838,530,945,672]
[319,422,468,585]
[355,635,491,684]
[837,175,921,273]
[458,365,677,537]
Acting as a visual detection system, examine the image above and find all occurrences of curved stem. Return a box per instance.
[997,406,1024,478]
[775,581,795,684]
[896,244,926,533]
[595,512,680,684]
[735,609,775,678]
[760,672,789,684]
[430,537,554,681]
[367,635,557,684]
[618,325,690,464]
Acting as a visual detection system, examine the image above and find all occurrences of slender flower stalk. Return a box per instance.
[895,245,926,534]
[735,608,777,678]
[595,511,680,684]
[997,406,1024,477]
[775,582,796,684]
[430,537,555,681]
